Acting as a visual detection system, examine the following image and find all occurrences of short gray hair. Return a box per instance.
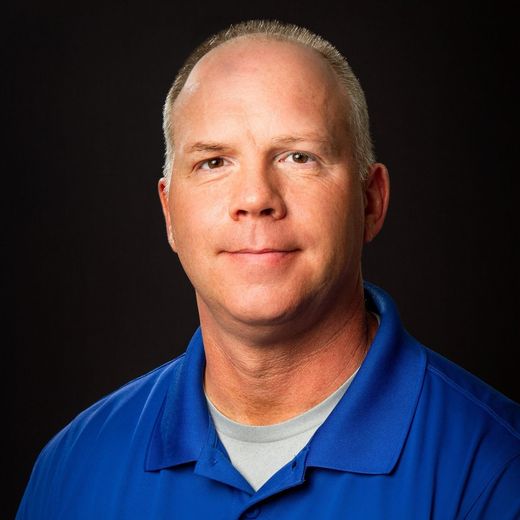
[162,19,375,191]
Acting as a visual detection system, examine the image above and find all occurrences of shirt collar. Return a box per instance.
[146,282,427,475]
[146,328,210,470]
[306,282,427,474]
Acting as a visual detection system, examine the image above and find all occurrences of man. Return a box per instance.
[17,20,519,519]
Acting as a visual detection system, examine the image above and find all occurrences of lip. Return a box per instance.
[222,248,299,265]
[231,248,296,254]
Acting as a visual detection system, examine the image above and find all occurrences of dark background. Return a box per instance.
[10,1,517,516]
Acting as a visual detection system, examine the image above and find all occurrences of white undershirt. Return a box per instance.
[206,368,359,491]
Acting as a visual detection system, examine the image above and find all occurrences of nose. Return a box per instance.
[228,166,287,221]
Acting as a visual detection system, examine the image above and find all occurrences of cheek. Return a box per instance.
[308,185,365,265]
[295,178,362,233]
[169,186,223,243]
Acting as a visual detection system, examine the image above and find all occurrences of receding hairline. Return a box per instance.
[171,34,349,121]
[178,34,344,96]
[167,38,354,180]
[162,20,375,187]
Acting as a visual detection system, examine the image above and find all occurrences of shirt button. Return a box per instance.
[244,507,261,518]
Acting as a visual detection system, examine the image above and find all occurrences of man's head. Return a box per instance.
[161,20,375,193]
[158,20,389,339]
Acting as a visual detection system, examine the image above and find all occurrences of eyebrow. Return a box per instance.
[271,134,338,156]
[271,133,331,146]
[183,133,337,156]
[184,142,233,155]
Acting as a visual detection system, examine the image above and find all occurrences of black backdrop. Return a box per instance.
[10,2,518,516]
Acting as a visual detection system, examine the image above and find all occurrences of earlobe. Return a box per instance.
[158,177,178,252]
[363,163,390,243]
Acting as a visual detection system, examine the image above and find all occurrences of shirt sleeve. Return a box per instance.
[465,454,520,520]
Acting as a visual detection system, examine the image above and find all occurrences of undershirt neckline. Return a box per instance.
[206,366,360,443]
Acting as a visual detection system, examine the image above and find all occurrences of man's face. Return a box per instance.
[160,38,369,333]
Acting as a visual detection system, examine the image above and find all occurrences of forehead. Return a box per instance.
[187,37,338,90]
[172,37,348,148]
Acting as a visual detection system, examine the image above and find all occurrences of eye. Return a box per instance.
[283,152,316,164]
[199,157,226,170]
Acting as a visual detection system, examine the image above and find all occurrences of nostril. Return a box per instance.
[229,190,287,220]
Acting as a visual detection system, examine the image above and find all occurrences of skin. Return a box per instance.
[159,37,390,425]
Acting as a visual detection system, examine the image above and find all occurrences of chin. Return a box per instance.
[232,309,292,327]
[228,292,311,328]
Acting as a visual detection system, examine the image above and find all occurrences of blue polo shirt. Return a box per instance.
[17,283,520,519]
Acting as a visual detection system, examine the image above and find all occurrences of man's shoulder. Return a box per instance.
[415,343,520,469]
[41,353,186,464]
[402,345,520,517]
[17,354,188,518]
[423,346,520,435]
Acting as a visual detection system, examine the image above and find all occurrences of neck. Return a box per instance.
[201,279,376,425]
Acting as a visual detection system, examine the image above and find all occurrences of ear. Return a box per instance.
[158,177,177,252]
[363,163,390,243]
